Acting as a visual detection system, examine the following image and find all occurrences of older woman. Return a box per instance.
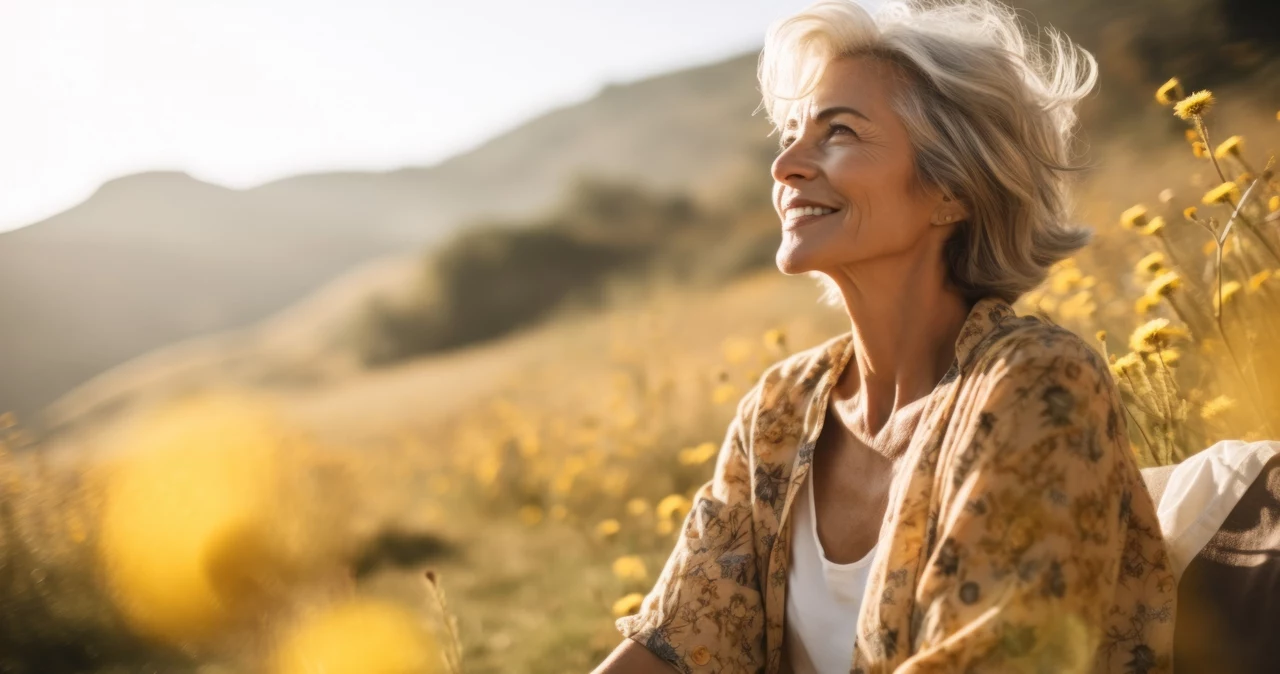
[593,0,1176,672]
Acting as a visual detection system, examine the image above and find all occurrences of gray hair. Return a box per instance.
[756,0,1098,305]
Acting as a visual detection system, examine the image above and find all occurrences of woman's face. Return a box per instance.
[771,56,961,278]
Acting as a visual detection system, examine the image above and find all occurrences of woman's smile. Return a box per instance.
[783,208,842,231]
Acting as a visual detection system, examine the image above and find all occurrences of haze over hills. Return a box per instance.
[0,50,775,422]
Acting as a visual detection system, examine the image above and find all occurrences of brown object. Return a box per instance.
[1172,453,1280,673]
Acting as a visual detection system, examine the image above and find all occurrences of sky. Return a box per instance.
[0,0,866,234]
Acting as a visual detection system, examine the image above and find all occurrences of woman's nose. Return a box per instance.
[771,142,818,185]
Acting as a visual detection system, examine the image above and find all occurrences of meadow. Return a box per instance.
[0,81,1277,674]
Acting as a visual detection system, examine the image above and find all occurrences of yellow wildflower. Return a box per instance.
[1184,129,1199,144]
[656,494,693,521]
[1270,196,1279,212]
[1202,182,1240,205]
[625,498,650,517]
[1192,141,1208,158]
[1213,135,1243,160]
[1134,294,1159,314]
[612,593,645,618]
[1212,280,1242,311]
[1145,271,1181,298]
[1095,330,1107,343]
[1173,90,1215,120]
[612,555,649,582]
[763,328,787,350]
[678,441,719,466]
[1200,395,1236,422]
[1135,251,1165,274]
[1146,348,1181,368]
[1139,216,1166,236]
[1183,206,1198,221]
[1109,352,1144,376]
[1155,77,1184,105]
[1247,269,1272,292]
[1050,266,1084,294]
[596,518,621,538]
[1119,204,1148,229]
[1129,318,1189,353]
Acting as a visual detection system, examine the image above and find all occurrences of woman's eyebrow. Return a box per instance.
[784,106,872,130]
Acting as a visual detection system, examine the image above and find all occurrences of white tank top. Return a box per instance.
[785,474,880,674]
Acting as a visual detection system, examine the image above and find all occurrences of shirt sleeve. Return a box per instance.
[898,336,1176,673]
[615,381,766,673]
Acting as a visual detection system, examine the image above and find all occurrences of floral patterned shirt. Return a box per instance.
[615,296,1176,673]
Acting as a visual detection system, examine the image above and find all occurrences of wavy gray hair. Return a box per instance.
[756,0,1099,305]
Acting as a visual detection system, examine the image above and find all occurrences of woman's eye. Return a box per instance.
[831,124,857,137]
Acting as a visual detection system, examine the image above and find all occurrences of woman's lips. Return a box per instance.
[783,209,840,230]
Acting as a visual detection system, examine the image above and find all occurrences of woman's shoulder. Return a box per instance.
[973,312,1110,380]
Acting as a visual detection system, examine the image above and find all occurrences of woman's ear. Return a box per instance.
[932,196,968,226]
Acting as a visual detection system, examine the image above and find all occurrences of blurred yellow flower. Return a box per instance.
[1135,251,1165,275]
[1248,269,1273,292]
[1192,141,1208,158]
[1050,266,1083,294]
[1129,318,1189,354]
[1095,330,1107,343]
[711,383,739,405]
[656,494,693,521]
[1212,281,1242,311]
[1134,294,1159,315]
[1139,216,1166,236]
[1213,135,1243,159]
[1183,206,1198,221]
[763,328,787,350]
[1119,205,1148,229]
[626,498,650,517]
[655,519,675,536]
[1110,352,1144,376]
[519,505,544,527]
[612,555,649,583]
[1155,77,1184,105]
[1145,271,1181,298]
[596,518,622,538]
[678,442,718,466]
[612,593,645,618]
[1269,196,1279,212]
[1173,90,1214,120]
[1146,348,1181,368]
[1200,395,1236,421]
[272,599,440,674]
[1184,128,1199,144]
[1202,182,1240,205]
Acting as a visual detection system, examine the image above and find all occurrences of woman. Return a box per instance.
[593,0,1176,672]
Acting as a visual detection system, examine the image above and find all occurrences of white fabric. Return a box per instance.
[785,474,879,674]
[1152,439,1279,579]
